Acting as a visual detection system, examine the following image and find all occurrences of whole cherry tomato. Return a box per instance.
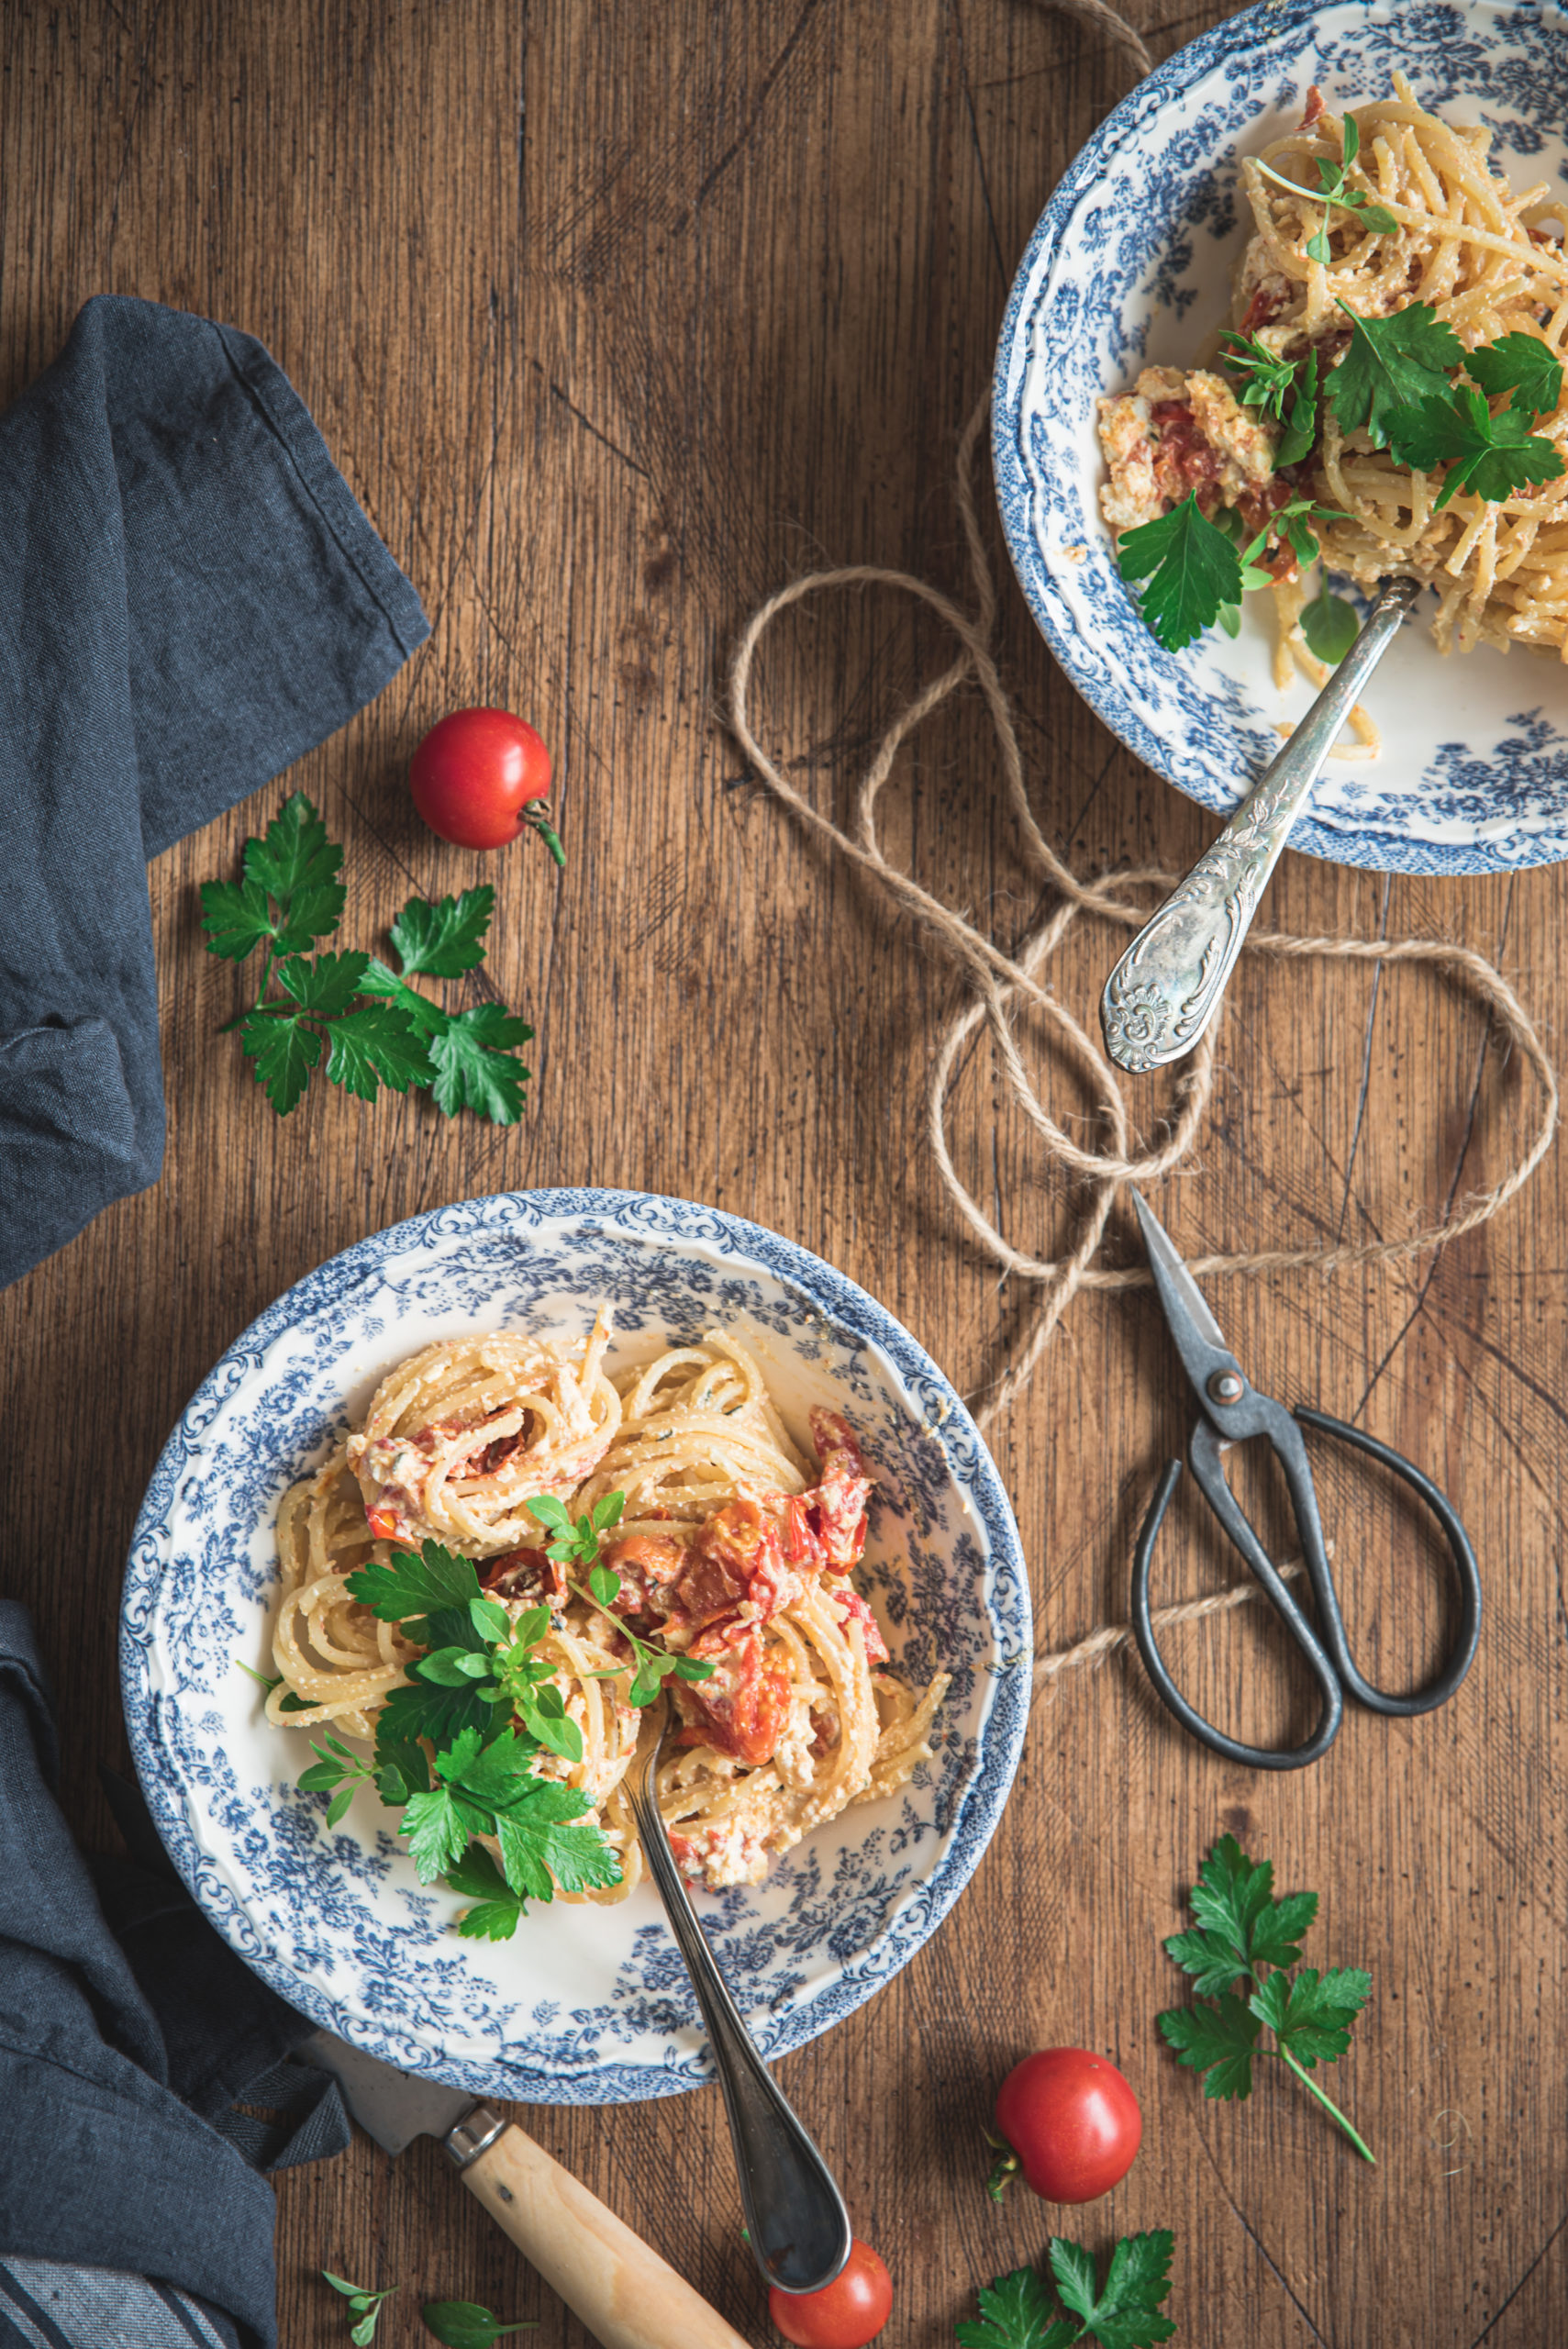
[988,2047,1141,2203]
[409,706,563,862]
[768,2240,892,2348]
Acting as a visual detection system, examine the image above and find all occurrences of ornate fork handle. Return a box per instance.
[1101,576,1420,1074]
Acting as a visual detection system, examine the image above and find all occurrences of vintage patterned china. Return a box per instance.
[993,0,1568,874]
[121,1190,1031,2103]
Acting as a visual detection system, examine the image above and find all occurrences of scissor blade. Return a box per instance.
[1130,1190,1237,1385]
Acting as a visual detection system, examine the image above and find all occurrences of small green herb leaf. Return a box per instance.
[1156,1992,1262,2099]
[421,2299,538,2348]
[428,1002,534,1125]
[201,877,282,964]
[1275,348,1320,467]
[448,1843,526,1940]
[954,2264,1077,2349]
[1464,331,1563,421]
[347,1543,485,1622]
[1049,2231,1176,2349]
[238,1008,321,1115]
[1300,586,1362,664]
[391,887,496,976]
[1117,492,1243,651]
[1326,300,1464,447]
[1250,1965,1373,2069]
[324,1001,433,1100]
[1385,383,1563,508]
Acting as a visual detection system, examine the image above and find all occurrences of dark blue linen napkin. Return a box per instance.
[0,1601,345,2349]
[0,295,429,1288]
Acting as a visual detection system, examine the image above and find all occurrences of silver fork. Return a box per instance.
[1100,575,1421,1073]
[625,1709,852,2295]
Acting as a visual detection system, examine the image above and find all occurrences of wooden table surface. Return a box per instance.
[6,4,1566,2343]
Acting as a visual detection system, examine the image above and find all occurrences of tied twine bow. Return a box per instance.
[725,396,1559,1698]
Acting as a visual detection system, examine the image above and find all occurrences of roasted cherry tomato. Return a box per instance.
[988,2047,1142,2204]
[409,706,563,862]
[768,2240,892,2348]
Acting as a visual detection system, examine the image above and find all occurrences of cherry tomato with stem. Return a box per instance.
[409,707,565,863]
[987,2047,1141,2204]
[768,2240,892,2349]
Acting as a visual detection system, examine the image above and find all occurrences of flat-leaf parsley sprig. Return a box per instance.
[523,1494,720,1709]
[295,1534,620,1940]
[1118,495,1345,653]
[320,2273,399,2347]
[956,2233,1176,2349]
[201,794,532,1122]
[1253,113,1399,263]
[1219,336,1320,468]
[1156,1835,1374,2163]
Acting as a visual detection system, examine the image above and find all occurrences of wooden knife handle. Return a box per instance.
[460,2118,754,2349]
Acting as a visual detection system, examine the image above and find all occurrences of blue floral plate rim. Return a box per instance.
[120,1187,1032,2103]
[991,0,1568,877]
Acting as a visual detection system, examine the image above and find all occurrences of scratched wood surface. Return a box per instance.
[3,2,1565,2343]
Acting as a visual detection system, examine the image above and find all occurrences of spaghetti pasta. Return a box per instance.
[1096,76,1568,718]
[269,1316,948,1901]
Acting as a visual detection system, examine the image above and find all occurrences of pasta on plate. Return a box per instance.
[270,1313,948,1899]
[1096,76,1568,746]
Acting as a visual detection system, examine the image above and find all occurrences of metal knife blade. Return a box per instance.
[302,2027,478,2156]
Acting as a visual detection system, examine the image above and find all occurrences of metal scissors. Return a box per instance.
[1128,1189,1483,1771]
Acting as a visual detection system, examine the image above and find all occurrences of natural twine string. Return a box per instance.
[725,395,1560,1694]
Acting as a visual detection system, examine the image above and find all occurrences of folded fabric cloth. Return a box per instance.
[0,1602,346,2349]
[0,295,429,1290]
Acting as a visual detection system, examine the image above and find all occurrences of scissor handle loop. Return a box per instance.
[1130,1459,1346,1772]
[1292,1405,1482,1714]
[1130,1410,1484,1771]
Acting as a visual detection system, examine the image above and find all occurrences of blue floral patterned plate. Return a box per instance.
[121,1191,1030,2104]
[993,0,1568,874]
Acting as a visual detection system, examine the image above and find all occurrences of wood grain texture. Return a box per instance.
[4,3,1566,2343]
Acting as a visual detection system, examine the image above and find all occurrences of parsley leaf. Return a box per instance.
[1251,1965,1373,2068]
[274,949,371,1014]
[955,2266,1075,2349]
[201,799,534,1125]
[202,794,347,963]
[1326,299,1463,447]
[402,1779,494,1882]
[292,1536,620,1934]
[493,1777,620,1901]
[1385,383,1564,508]
[360,968,533,1125]
[446,1844,525,1941]
[428,1003,534,1123]
[1157,1992,1261,2099]
[375,1665,506,1757]
[1117,493,1241,651]
[390,886,495,976]
[201,877,284,964]
[1464,331,1563,422]
[420,2300,537,2347]
[347,1543,484,1622]
[1157,1835,1374,2161]
[1050,2234,1175,2349]
[956,2239,1176,2349]
[238,1008,322,1116]
[1218,332,1300,422]
[1275,347,1320,468]
[325,1003,434,1099]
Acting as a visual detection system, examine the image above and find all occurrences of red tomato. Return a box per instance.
[409,707,562,859]
[990,2047,1141,2203]
[768,2241,892,2349]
